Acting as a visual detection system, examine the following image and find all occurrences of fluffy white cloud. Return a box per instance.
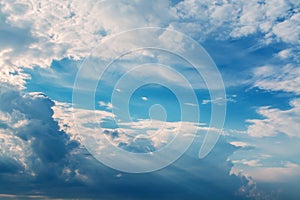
[1,0,299,90]
[0,0,173,68]
[272,13,300,43]
[173,0,300,43]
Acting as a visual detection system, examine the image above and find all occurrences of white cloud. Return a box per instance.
[174,0,300,44]
[253,64,300,95]
[277,48,293,59]
[141,96,148,101]
[1,0,299,90]
[0,0,173,67]
[202,95,236,105]
[232,162,300,183]
[0,64,30,90]
[230,141,248,148]
[54,101,200,150]
[247,98,300,138]
[0,0,174,89]
[53,100,222,152]
[53,101,115,141]
[233,159,262,167]
[184,102,197,107]
[117,119,203,148]
[272,13,300,44]
[98,101,113,109]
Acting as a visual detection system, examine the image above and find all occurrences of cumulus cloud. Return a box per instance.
[0,0,173,69]
[272,13,300,44]
[172,0,300,43]
[0,85,82,186]
[1,0,299,90]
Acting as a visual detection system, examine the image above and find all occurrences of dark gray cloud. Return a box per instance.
[0,85,79,185]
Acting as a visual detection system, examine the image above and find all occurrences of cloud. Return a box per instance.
[172,0,300,43]
[277,48,293,59]
[229,125,300,188]
[141,96,148,101]
[0,65,30,90]
[0,86,257,199]
[1,0,299,198]
[272,13,300,44]
[98,101,113,110]
[0,0,173,70]
[0,85,81,185]
[232,161,300,183]
[53,98,271,198]
[252,64,300,95]
[53,101,115,140]
[202,95,237,105]
[232,159,262,167]
[1,0,299,90]
[247,98,300,138]
[54,102,205,151]
[183,102,197,107]
[230,141,249,148]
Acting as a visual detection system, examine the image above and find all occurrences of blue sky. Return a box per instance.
[1,0,300,199]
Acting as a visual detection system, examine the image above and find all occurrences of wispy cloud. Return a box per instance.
[98,101,113,110]
[252,64,300,95]
[247,98,300,138]
[202,95,237,105]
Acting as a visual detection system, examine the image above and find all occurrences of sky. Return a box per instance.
[0,0,300,199]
